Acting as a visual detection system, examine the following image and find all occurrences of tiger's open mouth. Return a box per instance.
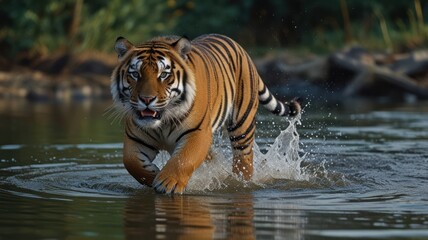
[139,109,161,120]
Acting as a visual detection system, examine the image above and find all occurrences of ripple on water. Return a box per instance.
[0,117,347,198]
[1,163,142,199]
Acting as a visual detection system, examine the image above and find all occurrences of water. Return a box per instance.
[0,99,427,240]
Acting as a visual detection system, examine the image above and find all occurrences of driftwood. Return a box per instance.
[1,48,428,101]
[258,47,428,100]
[329,48,428,98]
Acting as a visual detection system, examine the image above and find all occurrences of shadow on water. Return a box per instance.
[1,99,428,239]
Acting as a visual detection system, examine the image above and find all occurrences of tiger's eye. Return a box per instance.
[130,72,139,79]
[159,72,169,80]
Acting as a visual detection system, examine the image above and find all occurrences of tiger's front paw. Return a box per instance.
[153,170,189,194]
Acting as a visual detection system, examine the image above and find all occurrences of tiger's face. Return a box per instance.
[111,36,195,128]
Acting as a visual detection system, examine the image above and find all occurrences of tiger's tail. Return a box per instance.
[258,78,301,117]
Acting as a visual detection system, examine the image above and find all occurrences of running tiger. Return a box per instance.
[111,34,301,194]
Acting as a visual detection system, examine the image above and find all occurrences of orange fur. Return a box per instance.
[111,34,300,194]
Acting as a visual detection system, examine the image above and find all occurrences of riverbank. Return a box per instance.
[0,52,115,101]
[2,47,428,102]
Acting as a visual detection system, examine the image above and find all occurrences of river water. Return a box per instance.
[0,99,427,240]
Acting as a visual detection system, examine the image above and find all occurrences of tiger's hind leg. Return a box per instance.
[228,119,256,180]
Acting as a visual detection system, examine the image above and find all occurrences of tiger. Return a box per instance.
[111,34,301,194]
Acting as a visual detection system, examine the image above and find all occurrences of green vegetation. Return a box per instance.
[1,0,428,59]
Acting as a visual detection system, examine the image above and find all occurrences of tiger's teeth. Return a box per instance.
[140,109,158,118]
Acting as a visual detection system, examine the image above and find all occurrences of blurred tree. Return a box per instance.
[0,0,75,58]
[0,0,174,59]
[170,0,249,38]
[0,0,427,60]
[78,0,174,51]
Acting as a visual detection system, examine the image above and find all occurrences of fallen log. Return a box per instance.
[329,48,428,99]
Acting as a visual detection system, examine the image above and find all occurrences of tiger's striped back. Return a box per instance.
[187,34,300,131]
[111,34,301,194]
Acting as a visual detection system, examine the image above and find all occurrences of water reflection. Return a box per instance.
[124,193,256,240]
[0,99,120,146]
[123,192,367,240]
[1,99,428,239]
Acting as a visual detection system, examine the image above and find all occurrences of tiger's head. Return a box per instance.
[111,36,195,128]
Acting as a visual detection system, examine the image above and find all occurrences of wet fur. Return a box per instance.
[111,34,301,194]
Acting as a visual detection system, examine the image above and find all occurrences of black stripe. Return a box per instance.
[259,84,267,95]
[232,130,255,152]
[139,150,151,161]
[167,125,175,138]
[210,36,235,57]
[206,44,231,83]
[212,100,224,129]
[228,55,257,132]
[212,72,230,130]
[232,50,250,115]
[174,71,181,86]
[229,119,255,142]
[201,44,228,108]
[179,71,187,102]
[273,101,283,114]
[211,34,240,73]
[136,43,169,51]
[198,44,219,80]
[206,41,231,67]
[192,47,213,112]
[210,34,236,47]
[229,51,243,121]
[260,93,273,105]
[151,129,162,141]
[236,47,243,80]
[145,130,159,142]
[153,50,166,55]
[203,44,224,81]
[175,104,208,143]
[218,83,230,128]
[168,100,196,137]
[126,130,157,152]
[207,38,236,75]
[175,116,204,143]
[241,130,255,146]
[116,76,125,101]
[197,36,240,131]
[281,103,291,117]
[143,164,154,169]
[192,48,212,82]
[171,88,182,95]
[233,144,250,151]
[207,39,237,96]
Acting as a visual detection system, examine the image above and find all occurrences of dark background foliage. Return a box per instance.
[1,0,428,60]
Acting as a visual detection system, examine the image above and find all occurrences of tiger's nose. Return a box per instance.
[139,96,156,105]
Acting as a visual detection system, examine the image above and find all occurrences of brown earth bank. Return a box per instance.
[2,48,428,102]
[0,51,116,101]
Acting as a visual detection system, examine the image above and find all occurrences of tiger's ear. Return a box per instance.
[172,37,192,60]
[115,36,134,60]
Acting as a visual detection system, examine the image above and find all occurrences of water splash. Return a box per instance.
[252,118,307,183]
[153,117,310,192]
[1,116,342,198]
